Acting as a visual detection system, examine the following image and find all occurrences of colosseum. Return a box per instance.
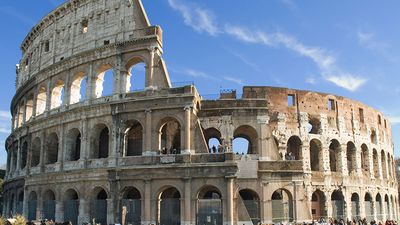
[2,0,399,225]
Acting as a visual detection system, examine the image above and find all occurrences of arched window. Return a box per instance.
[65,129,81,161]
[121,187,141,225]
[286,136,302,160]
[203,128,222,153]
[364,193,373,222]
[31,138,41,167]
[381,150,387,179]
[370,129,377,144]
[36,86,47,115]
[50,80,65,109]
[64,189,79,225]
[238,189,261,225]
[43,190,56,221]
[124,121,143,156]
[233,125,258,154]
[331,190,345,219]
[26,95,34,121]
[20,141,28,169]
[128,62,146,92]
[17,103,25,127]
[91,124,109,159]
[361,144,369,172]
[376,193,383,221]
[158,187,181,225]
[310,139,322,171]
[70,72,87,104]
[271,189,293,222]
[46,133,59,164]
[91,188,108,225]
[351,193,360,219]
[311,190,326,220]
[197,186,223,225]
[159,119,181,154]
[99,127,109,158]
[329,140,341,172]
[347,142,356,174]
[95,65,114,98]
[373,149,379,178]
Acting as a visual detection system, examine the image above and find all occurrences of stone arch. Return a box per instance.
[70,71,87,104]
[233,125,258,154]
[46,132,59,164]
[91,124,110,159]
[42,189,56,221]
[26,94,34,121]
[121,187,142,225]
[286,136,302,160]
[351,193,360,219]
[376,193,383,221]
[91,187,108,225]
[196,185,223,225]
[310,139,323,171]
[203,127,222,153]
[20,141,28,169]
[372,149,379,178]
[238,189,261,225]
[124,120,144,157]
[50,79,65,109]
[331,190,345,219]
[364,193,373,222]
[271,189,293,222]
[95,64,114,98]
[370,129,377,144]
[381,150,387,179]
[158,187,181,225]
[311,189,326,220]
[65,128,81,161]
[159,117,182,154]
[28,191,38,221]
[346,141,357,174]
[64,189,79,225]
[361,144,370,172]
[31,137,41,167]
[329,139,341,172]
[36,86,47,115]
[126,57,147,92]
[17,101,25,127]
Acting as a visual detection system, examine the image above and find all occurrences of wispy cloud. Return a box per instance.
[167,0,219,36]
[325,74,367,92]
[223,76,244,85]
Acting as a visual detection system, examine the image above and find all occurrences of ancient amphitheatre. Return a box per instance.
[2,0,398,225]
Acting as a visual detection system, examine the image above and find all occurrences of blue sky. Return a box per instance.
[0,0,400,166]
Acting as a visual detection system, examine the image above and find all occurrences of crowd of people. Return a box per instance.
[310,218,398,225]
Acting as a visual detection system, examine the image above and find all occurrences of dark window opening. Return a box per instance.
[359,108,364,123]
[82,20,88,33]
[45,41,50,52]
[104,40,110,45]
[328,99,335,111]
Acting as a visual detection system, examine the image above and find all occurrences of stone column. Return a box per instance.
[86,63,95,101]
[226,176,234,225]
[377,153,383,180]
[23,187,29,219]
[78,199,90,225]
[80,118,88,161]
[58,124,65,170]
[55,200,64,222]
[107,199,115,225]
[261,182,272,224]
[63,71,71,106]
[16,138,21,172]
[40,132,46,172]
[359,195,366,220]
[45,80,52,113]
[372,200,377,221]
[144,179,151,225]
[257,116,271,160]
[144,109,153,155]
[182,106,192,154]
[37,192,43,221]
[183,178,191,225]
[302,144,311,171]
[355,146,363,177]
[340,144,348,176]
[326,191,333,219]
[145,48,155,89]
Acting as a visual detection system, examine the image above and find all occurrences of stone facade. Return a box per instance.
[2,0,398,225]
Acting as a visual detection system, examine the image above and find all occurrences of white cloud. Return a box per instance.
[325,74,367,92]
[223,76,244,85]
[167,0,219,36]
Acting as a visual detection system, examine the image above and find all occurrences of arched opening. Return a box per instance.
[42,190,56,221]
[159,118,181,154]
[20,141,28,169]
[28,191,37,221]
[329,140,341,172]
[370,129,377,144]
[121,187,141,225]
[373,149,379,178]
[376,193,383,221]
[91,188,108,225]
[381,150,387,179]
[331,190,345,219]
[238,189,260,225]
[70,72,87,104]
[311,190,326,220]
[384,195,390,220]
[31,137,41,167]
[351,193,360,220]
[271,189,293,223]
[308,116,321,134]
[65,128,81,161]
[17,103,25,127]
[387,153,392,178]
[36,86,47,115]
[95,65,114,98]
[50,80,65,109]
[158,187,181,225]
[26,95,34,121]
[9,194,15,217]
[64,189,79,225]
[364,193,373,222]
[197,186,223,225]
[46,133,59,165]
[361,144,369,173]
[233,125,258,154]
[203,128,222,153]
[124,121,143,157]
[286,136,302,160]
[128,62,146,92]
[91,124,109,159]
[346,142,357,174]
[310,139,322,171]
[16,191,24,214]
